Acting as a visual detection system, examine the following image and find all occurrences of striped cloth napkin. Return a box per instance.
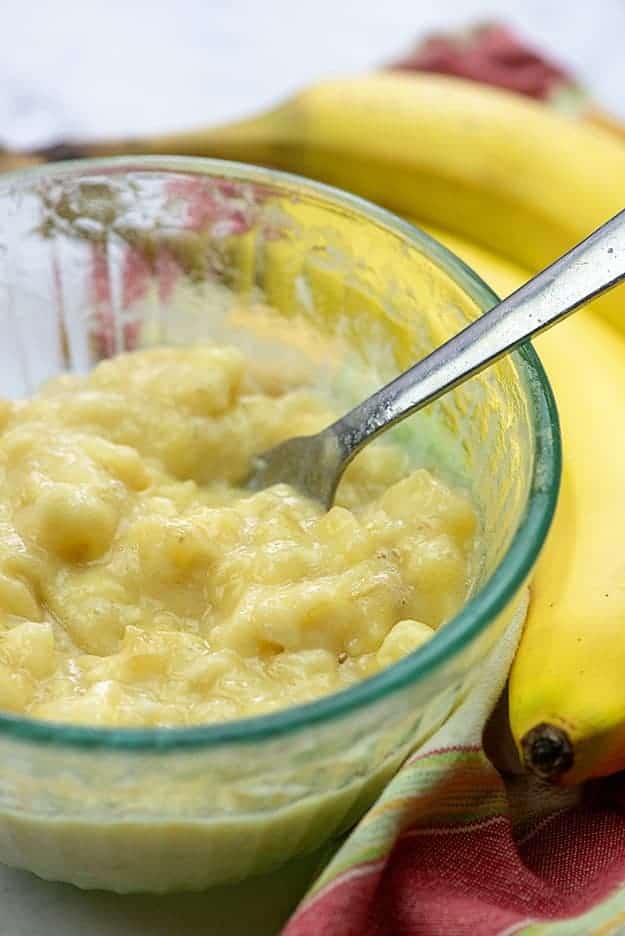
[281,592,625,935]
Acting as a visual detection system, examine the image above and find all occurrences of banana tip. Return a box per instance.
[34,142,89,162]
[521,722,573,781]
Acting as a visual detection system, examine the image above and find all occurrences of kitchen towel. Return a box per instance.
[282,592,625,935]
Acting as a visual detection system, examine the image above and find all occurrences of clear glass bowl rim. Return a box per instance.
[0,156,561,750]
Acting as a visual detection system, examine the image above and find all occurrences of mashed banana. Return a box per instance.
[0,346,476,726]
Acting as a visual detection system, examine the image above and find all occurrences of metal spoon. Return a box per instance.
[248,210,625,508]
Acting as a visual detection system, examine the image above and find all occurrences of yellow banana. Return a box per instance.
[40,72,625,332]
[412,221,625,786]
[510,313,625,784]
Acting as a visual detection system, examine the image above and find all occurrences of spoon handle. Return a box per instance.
[330,209,625,461]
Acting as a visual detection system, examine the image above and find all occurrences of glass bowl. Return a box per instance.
[0,157,560,893]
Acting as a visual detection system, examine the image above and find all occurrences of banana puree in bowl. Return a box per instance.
[0,158,559,891]
[0,340,477,726]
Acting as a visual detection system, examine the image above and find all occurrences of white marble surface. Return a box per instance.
[1,1,624,933]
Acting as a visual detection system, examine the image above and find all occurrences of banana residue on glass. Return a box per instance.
[0,344,477,726]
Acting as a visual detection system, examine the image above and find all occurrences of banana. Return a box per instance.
[37,72,625,332]
[410,221,625,786]
[509,313,625,784]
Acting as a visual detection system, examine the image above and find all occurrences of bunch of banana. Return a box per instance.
[15,72,625,784]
